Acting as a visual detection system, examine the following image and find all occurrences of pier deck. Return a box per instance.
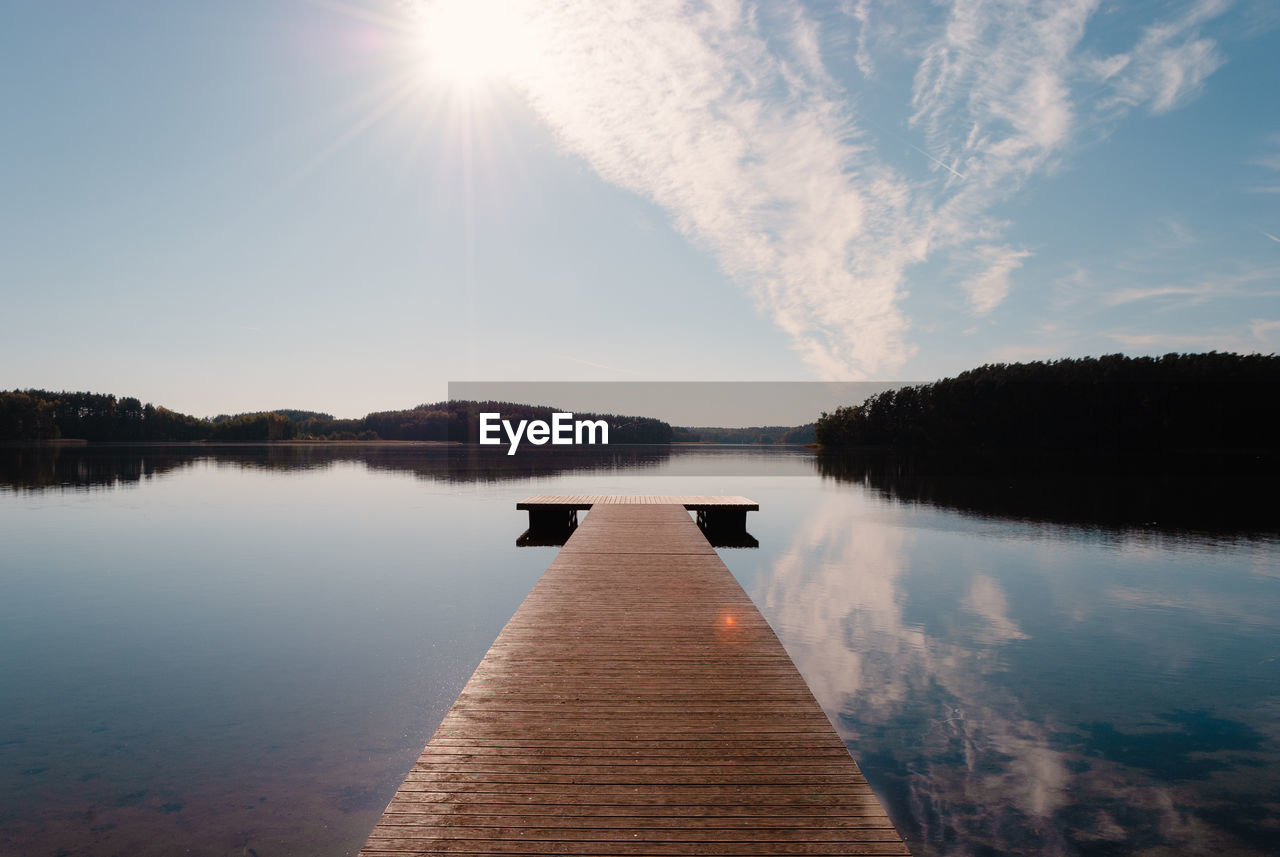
[516,495,759,546]
[360,500,908,856]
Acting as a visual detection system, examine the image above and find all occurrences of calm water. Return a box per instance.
[1,444,1277,856]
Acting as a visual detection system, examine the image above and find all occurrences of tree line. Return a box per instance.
[671,424,816,444]
[360,401,673,443]
[0,391,673,444]
[0,390,210,441]
[815,352,1280,452]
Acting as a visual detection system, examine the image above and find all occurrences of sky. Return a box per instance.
[1,0,1277,419]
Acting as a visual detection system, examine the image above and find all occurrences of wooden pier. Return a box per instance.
[516,495,760,547]
[360,499,908,856]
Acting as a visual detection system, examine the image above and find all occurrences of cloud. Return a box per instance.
[504,0,921,377]
[1105,285,1211,306]
[960,244,1032,313]
[1104,265,1280,307]
[910,0,1094,181]
[414,0,1234,376]
[1100,0,1230,115]
[964,574,1029,643]
[907,0,1229,279]
[842,0,878,79]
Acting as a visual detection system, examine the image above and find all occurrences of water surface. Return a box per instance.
[1,445,1276,856]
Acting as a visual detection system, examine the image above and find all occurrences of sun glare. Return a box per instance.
[412,0,525,92]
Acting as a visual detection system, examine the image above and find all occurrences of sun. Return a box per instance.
[411,0,526,93]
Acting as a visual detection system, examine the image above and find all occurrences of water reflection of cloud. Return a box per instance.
[753,490,1279,856]
[963,575,1027,645]
[1104,584,1280,635]
[759,491,919,716]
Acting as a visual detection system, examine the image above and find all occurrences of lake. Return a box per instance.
[1,444,1277,856]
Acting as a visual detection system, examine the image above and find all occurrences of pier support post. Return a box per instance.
[696,507,747,534]
[517,506,579,546]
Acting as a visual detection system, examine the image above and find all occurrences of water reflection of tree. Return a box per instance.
[816,451,1279,535]
[0,444,675,491]
[0,445,199,490]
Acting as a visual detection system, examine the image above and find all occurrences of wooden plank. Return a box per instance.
[382,795,893,809]
[363,844,908,856]
[373,820,900,833]
[360,501,908,856]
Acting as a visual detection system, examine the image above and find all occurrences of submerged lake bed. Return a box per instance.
[1,444,1277,856]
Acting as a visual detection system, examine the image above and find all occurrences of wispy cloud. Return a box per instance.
[1104,265,1280,307]
[911,0,1093,183]
[961,244,1032,313]
[845,0,877,79]
[1099,0,1229,115]
[414,0,1235,375]
[502,0,923,377]
[908,0,1230,291]
[1105,285,1211,306]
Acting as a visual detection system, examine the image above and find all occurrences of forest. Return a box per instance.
[671,424,816,444]
[815,352,1280,452]
[359,400,673,443]
[0,391,673,444]
[12,353,1272,450]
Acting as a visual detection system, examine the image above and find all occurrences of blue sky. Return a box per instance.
[2,0,1277,418]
